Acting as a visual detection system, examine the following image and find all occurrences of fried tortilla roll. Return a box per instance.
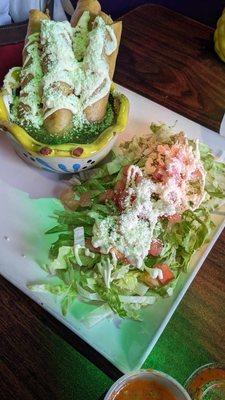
[18,10,49,127]
[78,15,121,122]
[40,20,79,135]
[22,9,49,63]
[71,0,101,27]
[71,2,122,123]
[71,2,122,122]
[98,11,113,25]
[84,19,122,122]
[70,0,102,62]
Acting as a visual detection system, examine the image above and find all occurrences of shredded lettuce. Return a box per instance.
[28,125,225,323]
[28,283,67,294]
[199,142,225,210]
[81,304,114,328]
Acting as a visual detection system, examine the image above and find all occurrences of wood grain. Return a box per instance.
[1,5,225,400]
[0,276,115,400]
[115,5,225,132]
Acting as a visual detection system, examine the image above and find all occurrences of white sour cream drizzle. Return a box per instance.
[92,166,176,269]
[72,11,90,61]
[31,15,117,124]
[81,16,117,109]
[4,13,118,128]
[18,32,43,127]
[40,20,80,119]
[2,67,21,113]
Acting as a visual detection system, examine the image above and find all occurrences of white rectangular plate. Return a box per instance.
[0,85,225,372]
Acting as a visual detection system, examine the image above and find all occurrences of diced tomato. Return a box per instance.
[80,192,92,207]
[123,165,142,184]
[152,165,166,182]
[191,169,202,180]
[148,239,163,256]
[156,263,174,285]
[99,189,115,203]
[122,165,130,176]
[85,238,101,254]
[157,144,170,155]
[135,174,142,184]
[114,175,128,211]
[60,187,79,210]
[167,213,182,224]
[114,190,127,211]
[130,194,137,204]
[60,188,91,210]
[114,178,126,193]
[114,190,137,212]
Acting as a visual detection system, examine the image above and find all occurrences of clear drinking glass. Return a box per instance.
[185,363,225,400]
[200,381,225,400]
[104,369,191,400]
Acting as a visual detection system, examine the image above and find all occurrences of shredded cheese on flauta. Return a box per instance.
[39,16,117,121]
[5,13,118,128]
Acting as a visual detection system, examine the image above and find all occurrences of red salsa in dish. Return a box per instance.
[111,378,177,400]
[186,365,225,399]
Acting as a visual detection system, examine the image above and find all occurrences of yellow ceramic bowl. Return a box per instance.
[0,89,129,173]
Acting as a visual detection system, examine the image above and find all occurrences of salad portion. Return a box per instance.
[29,124,225,323]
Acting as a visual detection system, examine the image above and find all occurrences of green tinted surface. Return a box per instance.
[47,303,212,400]
[3,187,214,400]
[42,293,212,400]
[44,330,113,400]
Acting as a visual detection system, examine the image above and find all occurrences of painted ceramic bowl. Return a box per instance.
[104,370,191,400]
[0,90,129,173]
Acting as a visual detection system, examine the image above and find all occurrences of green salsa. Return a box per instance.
[5,15,119,146]
[10,94,116,145]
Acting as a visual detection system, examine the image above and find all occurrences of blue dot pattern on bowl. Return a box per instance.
[73,164,81,172]
[58,163,68,172]
[22,153,82,173]
[36,157,56,171]
[58,163,81,172]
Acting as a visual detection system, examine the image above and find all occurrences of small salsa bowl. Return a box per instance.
[104,369,191,400]
[0,89,129,173]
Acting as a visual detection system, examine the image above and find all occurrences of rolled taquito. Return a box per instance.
[40,20,79,135]
[84,19,122,122]
[71,2,122,123]
[18,10,48,127]
[71,0,101,27]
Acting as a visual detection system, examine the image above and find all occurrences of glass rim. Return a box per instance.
[185,362,225,390]
[104,369,191,400]
[202,379,225,394]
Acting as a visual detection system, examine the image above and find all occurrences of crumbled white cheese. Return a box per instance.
[167,287,174,297]
[92,175,169,268]
[150,267,163,280]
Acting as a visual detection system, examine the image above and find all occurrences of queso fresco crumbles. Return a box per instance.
[2,7,122,144]
[28,123,225,322]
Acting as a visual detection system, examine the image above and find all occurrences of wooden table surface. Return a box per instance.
[1,5,225,400]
